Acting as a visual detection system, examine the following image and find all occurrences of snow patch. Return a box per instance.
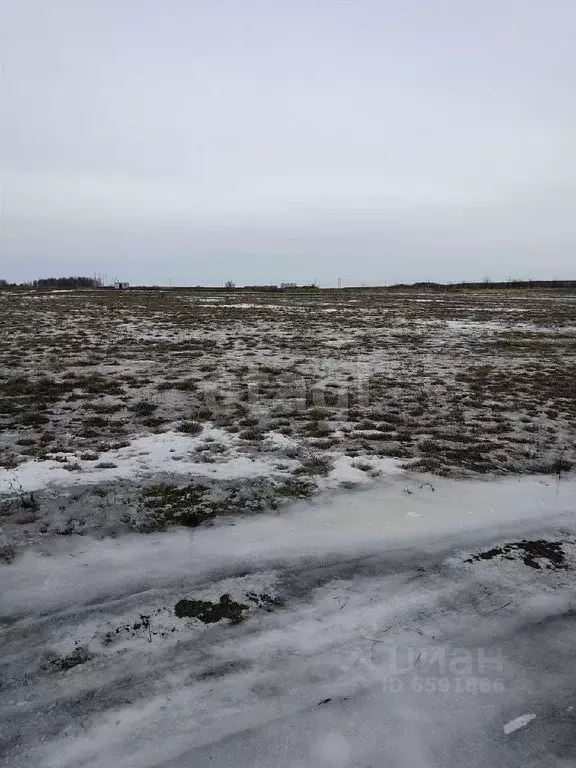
[0,429,287,493]
[503,713,537,735]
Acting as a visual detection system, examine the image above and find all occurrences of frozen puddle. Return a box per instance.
[2,472,576,768]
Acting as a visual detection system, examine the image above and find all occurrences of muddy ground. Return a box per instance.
[1,286,575,555]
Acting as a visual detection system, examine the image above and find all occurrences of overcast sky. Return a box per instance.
[1,0,575,286]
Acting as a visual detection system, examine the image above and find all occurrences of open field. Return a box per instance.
[3,289,576,475]
[1,286,576,767]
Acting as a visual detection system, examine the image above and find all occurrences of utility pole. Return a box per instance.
[337,277,342,290]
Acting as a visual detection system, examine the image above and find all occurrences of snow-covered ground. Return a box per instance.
[0,429,401,495]
[2,471,576,767]
[2,287,575,766]
[0,429,290,493]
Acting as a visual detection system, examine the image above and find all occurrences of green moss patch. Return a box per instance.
[175,594,248,624]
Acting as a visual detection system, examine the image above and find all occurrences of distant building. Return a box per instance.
[114,282,130,290]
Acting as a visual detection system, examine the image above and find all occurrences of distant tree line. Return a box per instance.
[384,279,576,292]
[0,276,100,290]
[32,276,100,289]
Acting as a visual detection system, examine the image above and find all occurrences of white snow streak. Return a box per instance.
[503,713,537,734]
